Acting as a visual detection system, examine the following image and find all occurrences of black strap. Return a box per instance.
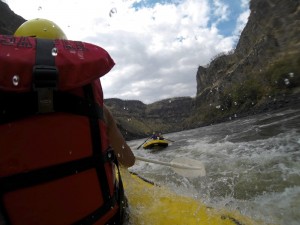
[73,149,125,225]
[113,157,127,224]
[55,91,103,119]
[0,154,106,193]
[0,151,118,225]
[35,39,56,65]
[33,38,58,113]
[83,85,111,203]
[0,91,103,124]
[76,153,126,225]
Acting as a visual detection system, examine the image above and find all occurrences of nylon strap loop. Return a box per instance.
[33,38,58,113]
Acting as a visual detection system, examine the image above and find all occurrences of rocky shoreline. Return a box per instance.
[201,91,300,128]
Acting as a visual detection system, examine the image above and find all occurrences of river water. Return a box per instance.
[127,106,300,225]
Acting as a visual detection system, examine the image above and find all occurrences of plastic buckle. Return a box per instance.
[33,65,58,113]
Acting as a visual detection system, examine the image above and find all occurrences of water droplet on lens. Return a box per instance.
[109,7,117,17]
[284,78,290,85]
[77,51,84,59]
[52,48,58,56]
[12,75,20,86]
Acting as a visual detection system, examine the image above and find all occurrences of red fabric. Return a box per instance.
[4,170,104,225]
[0,113,92,177]
[0,35,115,92]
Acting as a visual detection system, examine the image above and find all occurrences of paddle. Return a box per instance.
[165,138,175,142]
[135,155,206,178]
[136,137,151,149]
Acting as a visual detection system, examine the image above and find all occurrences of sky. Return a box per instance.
[3,0,250,104]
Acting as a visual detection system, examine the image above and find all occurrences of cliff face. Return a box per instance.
[196,0,300,99]
[236,0,300,58]
[1,0,299,140]
[105,97,194,140]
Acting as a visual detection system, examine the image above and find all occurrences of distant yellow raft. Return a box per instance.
[142,139,169,149]
[121,169,262,225]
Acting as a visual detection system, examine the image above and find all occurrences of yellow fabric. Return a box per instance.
[121,169,265,225]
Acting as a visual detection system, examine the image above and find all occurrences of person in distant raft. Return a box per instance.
[158,132,165,140]
[0,18,135,225]
[151,132,158,140]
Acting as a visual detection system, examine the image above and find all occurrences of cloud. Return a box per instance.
[234,6,250,36]
[212,0,230,23]
[5,0,249,104]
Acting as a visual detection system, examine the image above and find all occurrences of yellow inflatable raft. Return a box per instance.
[142,139,169,149]
[122,169,263,225]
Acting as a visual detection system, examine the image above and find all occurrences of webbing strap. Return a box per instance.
[35,39,56,66]
[0,91,103,124]
[0,155,105,193]
[83,85,111,203]
[0,152,118,225]
[33,38,58,113]
[113,157,127,224]
[73,149,124,225]
[0,149,119,224]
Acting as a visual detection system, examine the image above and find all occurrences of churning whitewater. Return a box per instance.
[128,106,300,225]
